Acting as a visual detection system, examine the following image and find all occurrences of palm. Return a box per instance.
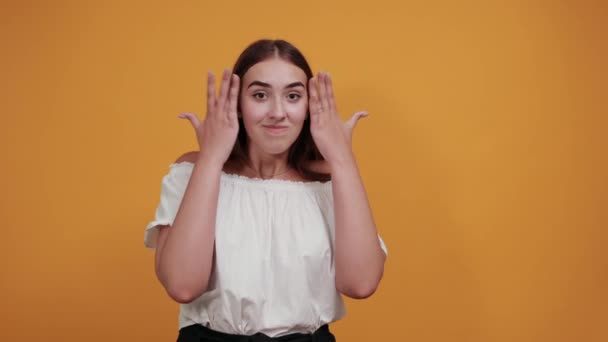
[308,72,368,163]
[178,70,240,165]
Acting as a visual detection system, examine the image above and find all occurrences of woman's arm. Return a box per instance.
[156,151,221,304]
[306,71,386,299]
[157,70,239,303]
[331,154,386,299]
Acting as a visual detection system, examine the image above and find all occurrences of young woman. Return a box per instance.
[145,39,388,341]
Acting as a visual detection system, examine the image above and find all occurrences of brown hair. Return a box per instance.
[227,39,330,182]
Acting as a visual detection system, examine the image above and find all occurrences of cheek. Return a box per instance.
[287,100,309,120]
[240,99,268,121]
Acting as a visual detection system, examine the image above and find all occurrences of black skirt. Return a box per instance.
[176,323,336,342]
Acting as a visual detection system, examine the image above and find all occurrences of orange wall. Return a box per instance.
[1,1,606,341]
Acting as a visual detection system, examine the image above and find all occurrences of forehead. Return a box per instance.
[243,58,307,87]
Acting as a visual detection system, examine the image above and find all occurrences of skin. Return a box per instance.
[155,58,385,303]
[308,72,386,298]
[235,58,309,179]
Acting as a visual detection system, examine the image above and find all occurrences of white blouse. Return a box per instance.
[144,161,388,337]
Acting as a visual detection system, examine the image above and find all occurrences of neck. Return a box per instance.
[245,149,291,179]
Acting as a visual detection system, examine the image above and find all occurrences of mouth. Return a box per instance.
[263,125,289,135]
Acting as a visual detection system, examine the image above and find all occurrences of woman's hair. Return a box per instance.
[227,39,330,182]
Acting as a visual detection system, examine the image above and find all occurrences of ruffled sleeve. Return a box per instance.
[144,162,193,249]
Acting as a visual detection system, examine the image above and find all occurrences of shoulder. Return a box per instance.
[173,151,237,174]
[164,152,198,184]
[174,151,199,164]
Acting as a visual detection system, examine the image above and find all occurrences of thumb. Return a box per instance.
[346,111,368,130]
[178,112,201,129]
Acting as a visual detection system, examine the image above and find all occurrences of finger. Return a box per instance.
[216,69,232,115]
[317,72,331,115]
[346,111,368,129]
[178,112,201,129]
[308,77,321,124]
[206,72,216,114]
[207,71,217,114]
[326,72,337,114]
[228,74,240,122]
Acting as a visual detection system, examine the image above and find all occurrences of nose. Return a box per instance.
[268,98,287,120]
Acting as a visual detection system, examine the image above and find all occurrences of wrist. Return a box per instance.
[327,152,357,173]
[196,154,226,170]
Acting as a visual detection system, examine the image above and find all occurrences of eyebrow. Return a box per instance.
[247,81,306,89]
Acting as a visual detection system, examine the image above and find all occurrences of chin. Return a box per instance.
[258,139,297,155]
[250,134,296,154]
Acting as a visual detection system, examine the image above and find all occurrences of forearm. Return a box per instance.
[158,157,221,301]
[331,154,386,298]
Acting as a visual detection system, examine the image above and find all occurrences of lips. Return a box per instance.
[263,125,289,135]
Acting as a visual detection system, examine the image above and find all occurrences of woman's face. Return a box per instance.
[239,58,309,156]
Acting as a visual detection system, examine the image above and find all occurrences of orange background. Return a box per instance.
[1,0,606,341]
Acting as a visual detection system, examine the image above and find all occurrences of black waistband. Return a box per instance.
[177,323,335,342]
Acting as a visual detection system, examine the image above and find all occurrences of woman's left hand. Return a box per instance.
[308,71,368,168]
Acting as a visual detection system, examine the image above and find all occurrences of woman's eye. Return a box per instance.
[253,92,267,100]
[287,93,301,101]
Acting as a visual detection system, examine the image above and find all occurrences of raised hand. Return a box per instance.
[178,69,240,166]
[308,71,368,167]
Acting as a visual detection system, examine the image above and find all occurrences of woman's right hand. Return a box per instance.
[178,69,240,166]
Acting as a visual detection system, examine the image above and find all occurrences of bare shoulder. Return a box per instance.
[174,151,199,164]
